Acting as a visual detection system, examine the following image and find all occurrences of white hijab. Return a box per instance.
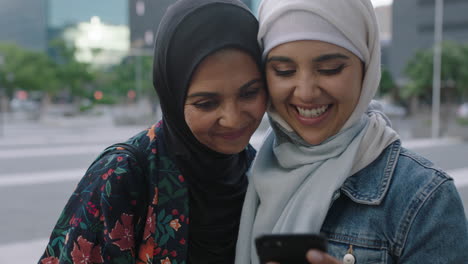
[235,1,399,263]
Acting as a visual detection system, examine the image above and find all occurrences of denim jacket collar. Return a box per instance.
[339,140,401,205]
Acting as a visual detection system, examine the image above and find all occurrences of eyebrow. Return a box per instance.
[266,53,350,64]
[313,53,350,63]
[239,78,263,91]
[186,78,263,98]
[266,56,292,63]
[186,91,217,98]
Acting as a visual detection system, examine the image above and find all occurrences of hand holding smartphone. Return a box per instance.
[255,234,328,264]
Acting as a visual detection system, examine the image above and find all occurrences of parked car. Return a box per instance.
[457,103,468,119]
[10,98,40,112]
[380,100,407,117]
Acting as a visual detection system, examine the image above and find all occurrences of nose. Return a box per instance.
[218,102,243,128]
[294,72,321,102]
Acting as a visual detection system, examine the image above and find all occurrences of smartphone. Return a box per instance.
[255,234,328,264]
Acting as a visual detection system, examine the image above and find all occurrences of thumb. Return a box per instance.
[306,249,341,264]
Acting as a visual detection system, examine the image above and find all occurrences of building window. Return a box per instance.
[419,0,467,6]
[145,30,154,46]
[419,21,468,33]
[136,1,145,16]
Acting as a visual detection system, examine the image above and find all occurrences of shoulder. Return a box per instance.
[125,122,162,153]
[367,140,455,206]
[384,144,457,219]
[85,122,165,187]
[80,149,146,197]
[339,141,467,257]
[390,145,453,197]
[342,140,459,224]
[347,140,453,204]
[391,147,468,259]
[387,145,461,223]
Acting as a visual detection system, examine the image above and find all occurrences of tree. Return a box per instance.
[458,44,468,101]
[0,43,23,98]
[0,40,158,115]
[403,48,433,102]
[49,39,95,102]
[378,67,396,98]
[404,41,467,104]
[100,55,154,102]
[0,43,59,100]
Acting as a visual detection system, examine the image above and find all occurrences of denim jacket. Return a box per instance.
[321,140,468,263]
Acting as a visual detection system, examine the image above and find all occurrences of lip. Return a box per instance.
[216,126,250,140]
[293,104,332,126]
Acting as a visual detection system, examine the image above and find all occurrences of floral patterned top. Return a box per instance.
[38,120,256,264]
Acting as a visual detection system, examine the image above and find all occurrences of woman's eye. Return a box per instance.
[240,88,261,99]
[318,64,345,76]
[273,68,296,77]
[193,101,218,110]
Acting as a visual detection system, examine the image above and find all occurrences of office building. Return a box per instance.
[0,0,129,66]
[61,17,129,67]
[0,0,48,51]
[48,0,129,66]
[390,0,468,83]
[129,0,255,51]
[129,0,176,51]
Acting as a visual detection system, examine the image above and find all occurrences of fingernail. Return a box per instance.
[307,250,324,262]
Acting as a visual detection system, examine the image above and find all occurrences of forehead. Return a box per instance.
[195,49,256,72]
[187,49,261,95]
[268,40,357,60]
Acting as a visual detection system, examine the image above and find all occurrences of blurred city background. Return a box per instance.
[0,0,467,263]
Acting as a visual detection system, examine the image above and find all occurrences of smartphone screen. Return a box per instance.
[255,234,328,264]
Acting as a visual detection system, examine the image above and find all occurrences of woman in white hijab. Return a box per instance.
[235,0,468,263]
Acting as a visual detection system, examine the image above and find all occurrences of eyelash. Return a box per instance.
[191,88,261,110]
[274,69,296,77]
[240,88,260,99]
[318,64,345,76]
[273,64,346,77]
[193,101,218,110]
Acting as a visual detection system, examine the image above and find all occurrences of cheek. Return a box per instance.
[184,107,214,137]
[343,74,363,108]
[347,66,364,101]
[267,79,289,105]
[326,74,361,103]
[184,107,197,131]
[249,91,268,117]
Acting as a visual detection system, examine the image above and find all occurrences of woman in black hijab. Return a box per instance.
[38,0,266,263]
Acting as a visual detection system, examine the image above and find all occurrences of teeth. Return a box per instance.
[297,105,329,118]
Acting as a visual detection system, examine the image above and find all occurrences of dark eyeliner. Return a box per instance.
[273,68,296,76]
[240,87,261,99]
[193,100,217,110]
[318,64,345,75]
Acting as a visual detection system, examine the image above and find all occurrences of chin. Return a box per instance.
[300,134,328,146]
[214,143,248,155]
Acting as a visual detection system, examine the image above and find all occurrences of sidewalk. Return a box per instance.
[0,239,48,264]
[2,107,467,142]
[0,112,145,147]
[390,111,468,141]
[401,137,465,149]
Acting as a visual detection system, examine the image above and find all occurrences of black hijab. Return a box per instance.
[152,0,261,262]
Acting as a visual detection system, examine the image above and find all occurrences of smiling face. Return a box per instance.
[266,40,364,145]
[184,49,267,154]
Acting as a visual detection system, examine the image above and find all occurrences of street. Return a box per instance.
[0,114,467,264]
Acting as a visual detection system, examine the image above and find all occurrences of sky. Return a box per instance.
[371,0,393,7]
[49,0,127,27]
[47,0,392,28]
